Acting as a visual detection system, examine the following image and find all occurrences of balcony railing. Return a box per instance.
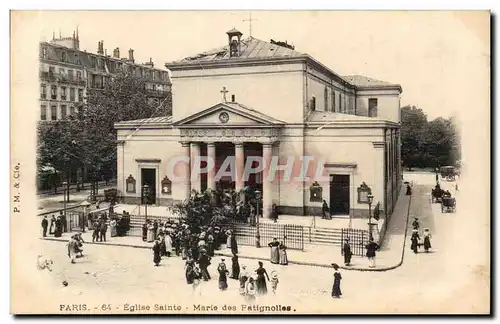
[40,72,86,85]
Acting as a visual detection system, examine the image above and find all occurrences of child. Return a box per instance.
[270,270,279,295]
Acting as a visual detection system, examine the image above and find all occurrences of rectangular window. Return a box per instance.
[49,66,55,76]
[68,70,74,81]
[75,54,80,64]
[76,71,82,81]
[70,88,75,101]
[324,87,328,112]
[310,96,316,111]
[369,98,378,117]
[152,71,156,81]
[40,84,47,99]
[339,93,343,113]
[42,47,47,59]
[78,89,83,102]
[69,106,75,115]
[60,105,67,119]
[51,85,57,99]
[60,87,67,100]
[51,105,57,120]
[40,105,47,120]
[91,57,96,68]
[331,90,335,112]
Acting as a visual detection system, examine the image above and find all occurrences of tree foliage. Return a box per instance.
[401,105,461,169]
[37,71,172,183]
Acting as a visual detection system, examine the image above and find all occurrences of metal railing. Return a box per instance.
[232,222,304,251]
[341,228,370,257]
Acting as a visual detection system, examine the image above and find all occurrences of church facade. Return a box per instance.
[115,28,403,219]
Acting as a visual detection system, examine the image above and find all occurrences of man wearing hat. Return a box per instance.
[412,217,420,231]
[342,239,352,266]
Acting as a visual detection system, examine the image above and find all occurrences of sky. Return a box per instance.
[32,10,490,120]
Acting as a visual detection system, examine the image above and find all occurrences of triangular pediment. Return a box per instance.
[173,102,284,127]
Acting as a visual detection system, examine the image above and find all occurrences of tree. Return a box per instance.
[400,105,428,170]
[37,70,172,190]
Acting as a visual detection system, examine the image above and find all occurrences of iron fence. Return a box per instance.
[232,222,304,251]
[341,228,370,257]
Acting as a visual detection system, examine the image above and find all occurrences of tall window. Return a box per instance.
[75,54,80,64]
[91,57,96,68]
[339,93,343,113]
[60,87,67,100]
[42,47,47,59]
[51,85,57,99]
[49,66,55,76]
[152,71,156,81]
[331,90,335,112]
[369,98,378,117]
[68,70,74,81]
[324,87,328,111]
[61,105,67,119]
[40,84,47,99]
[70,88,75,101]
[310,96,316,111]
[78,89,83,102]
[76,71,82,81]
[69,106,75,115]
[40,105,47,120]
[61,51,67,62]
[51,105,57,120]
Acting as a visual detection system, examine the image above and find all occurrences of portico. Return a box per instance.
[173,101,283,219]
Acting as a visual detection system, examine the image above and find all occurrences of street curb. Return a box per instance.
[41,193,411,272]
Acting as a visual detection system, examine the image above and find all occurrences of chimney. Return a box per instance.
[231,94,236,102]
[113,47,120,58]
[97,41,104,55]
[128,48,134,62]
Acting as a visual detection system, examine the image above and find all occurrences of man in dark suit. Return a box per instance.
[41,216,48,237]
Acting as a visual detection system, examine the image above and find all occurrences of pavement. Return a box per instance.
[41,186,411,271]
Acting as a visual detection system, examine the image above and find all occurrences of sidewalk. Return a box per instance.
[42,188,410,272]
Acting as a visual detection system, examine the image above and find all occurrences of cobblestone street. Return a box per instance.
[25,173,489,314]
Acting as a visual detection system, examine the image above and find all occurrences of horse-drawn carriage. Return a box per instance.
[440,166,457,181]
[441,196,456,213]
[431,187,444,203]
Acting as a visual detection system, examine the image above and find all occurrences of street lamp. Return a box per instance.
[62,181,68,215]
[143,184,150,223]
[367,194,374,238]
[435,167,439,183]
[255,190,261,248]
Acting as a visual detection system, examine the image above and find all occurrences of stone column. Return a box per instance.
[262,143,273,219]
[181,142,191,200]
[190,143,201,193]
[235,143,245,192]
[207,142,216,191]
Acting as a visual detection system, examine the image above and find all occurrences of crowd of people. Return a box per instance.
[41,212,67,238]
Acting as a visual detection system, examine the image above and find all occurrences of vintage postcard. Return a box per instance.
[10,10,491,315]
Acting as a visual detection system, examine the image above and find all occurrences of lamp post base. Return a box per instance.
[255,234,261,248]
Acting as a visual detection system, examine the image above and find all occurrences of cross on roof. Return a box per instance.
[243,12,258,37]
[220,86,229,102]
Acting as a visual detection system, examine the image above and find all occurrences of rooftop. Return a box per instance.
[169,36,304,64]
[342,75,402,90]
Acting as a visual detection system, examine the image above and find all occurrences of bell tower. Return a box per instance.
[226,28,243,57]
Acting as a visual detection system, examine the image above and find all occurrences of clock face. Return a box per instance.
[219,112,229,123]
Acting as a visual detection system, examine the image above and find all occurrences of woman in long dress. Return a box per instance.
[231,254,240,279]
[411,230,420,254]
[164,233,173,257]
[110,219,117,237]
[331,263,342,298]
[278,241,288,265]
[49,216,56,235]
[255,261,270,296]
[423,228,432,252]
[230,233,238,255]
[147,223,155,243]
[217,259,229,291]
[268,238,280,264]
[152,238,161,266]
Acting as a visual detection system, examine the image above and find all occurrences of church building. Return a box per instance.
[115,28,403,220]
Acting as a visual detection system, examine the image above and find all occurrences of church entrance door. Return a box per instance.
[330,174,349,215]
[141,168,156,205]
